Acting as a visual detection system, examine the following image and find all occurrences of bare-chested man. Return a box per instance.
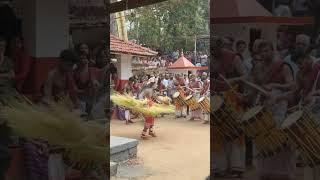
[211,36,246,178]
[43,49,80,110]
[255,40,295,180]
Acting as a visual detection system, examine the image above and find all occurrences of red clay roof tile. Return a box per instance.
[110,34,158,56]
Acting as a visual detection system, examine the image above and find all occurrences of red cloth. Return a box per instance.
[73,67,100,89]
[301,62,320,97]
[12,49,33,92]
[214,49,237,78]
[144,98,154,128]
[265,60,287,84]
[51,72,78,104]
[201,79,210,95]
[211,49,238,92]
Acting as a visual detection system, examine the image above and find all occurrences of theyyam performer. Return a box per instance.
[141,90,157,139]
[111,89,175,140]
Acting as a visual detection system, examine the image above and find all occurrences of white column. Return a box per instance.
[22,0,69,58]
[117,54,133,80]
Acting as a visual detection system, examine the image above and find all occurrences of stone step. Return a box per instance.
[110,136,139,162]
[110,162,118,176]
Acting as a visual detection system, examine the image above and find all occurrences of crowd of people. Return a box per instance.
[132,56,171,67]
[169,49,209,66]
[112,68,210,138]
[211,33,320,180]
[132,50,209,68]
[0,35,109,179]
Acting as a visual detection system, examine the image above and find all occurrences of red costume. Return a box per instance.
[144,98,155,128]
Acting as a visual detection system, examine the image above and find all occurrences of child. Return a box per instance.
[141,90,156,139]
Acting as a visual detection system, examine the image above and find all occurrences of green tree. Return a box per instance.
[126,0,209,53]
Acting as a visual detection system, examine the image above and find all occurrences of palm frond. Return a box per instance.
[111,93,175,116]
[3,100,108,163]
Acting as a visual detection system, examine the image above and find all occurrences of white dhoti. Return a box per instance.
[189,93,203,119]
[257,89,296,179]
[175,106,187,117]
[48,153,65,180]
[203,113,210,121]
[211,94,246,174]
[125,109,131,120]
[190,108,203,119]
[213,139,246,173]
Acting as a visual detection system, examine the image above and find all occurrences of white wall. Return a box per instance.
[22,0,69,57]
[117,54,133,80]
[212,23,278,59]
[212,23,251,59]
[22,0,36,56]
[72,27,106,47]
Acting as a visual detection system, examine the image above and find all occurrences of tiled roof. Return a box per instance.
[110,34,158,56]
[168,55,196,69]
[168,55,209,70]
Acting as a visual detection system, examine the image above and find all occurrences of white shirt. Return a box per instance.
[162,79,169,88]
[243,58,253,76]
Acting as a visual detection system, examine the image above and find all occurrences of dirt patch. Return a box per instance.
[111,115,210,180]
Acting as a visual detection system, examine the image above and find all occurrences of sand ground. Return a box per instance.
[111,115,210,180]
[110,115,307,180]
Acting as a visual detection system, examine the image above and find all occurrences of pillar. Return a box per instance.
[21,0,69,98]
[116,54,133,91]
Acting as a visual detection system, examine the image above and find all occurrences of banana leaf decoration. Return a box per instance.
[2,99,108,166]
[111,93,175,117]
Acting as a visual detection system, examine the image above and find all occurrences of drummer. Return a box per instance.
[273,52,320,180]
[187,74,203,121]
[200,72,210,124]
[211,36,246,178]
[174,74,187,118]
[255,40,296,180]
[200,72,210,96]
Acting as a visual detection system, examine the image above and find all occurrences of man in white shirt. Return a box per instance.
[162,75,169,88]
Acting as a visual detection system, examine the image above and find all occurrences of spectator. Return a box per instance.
[236,40,247,61]
[77,43,95,67]
[9,36,32,92]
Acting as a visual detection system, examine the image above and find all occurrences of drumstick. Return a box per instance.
[185,87,196,92]
[285,128,317,165]
[218,74,238,95]
[240,79,269,96]
[292,122,320,159]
